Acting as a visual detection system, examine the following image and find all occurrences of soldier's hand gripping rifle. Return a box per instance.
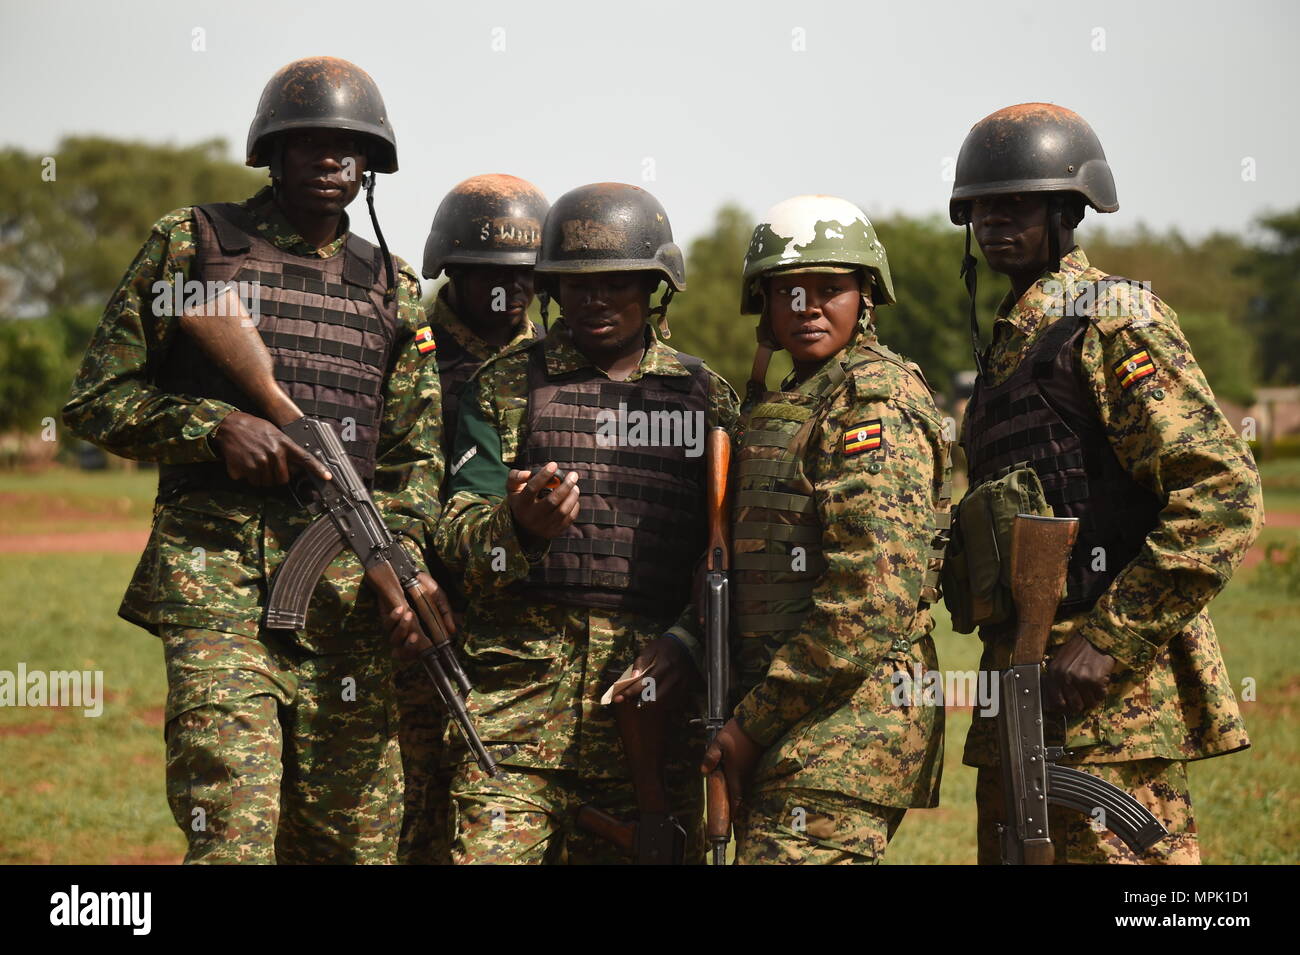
[703,426,732,866]
[999,514,1166,864]
[180,288,499,777]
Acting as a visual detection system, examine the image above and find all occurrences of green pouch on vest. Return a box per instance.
[941,466,1051,634]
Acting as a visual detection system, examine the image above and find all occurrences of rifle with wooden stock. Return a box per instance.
[703,426,732,865]
[999,514,1167,864]
[179,287,499,777]
[574,428,733,864]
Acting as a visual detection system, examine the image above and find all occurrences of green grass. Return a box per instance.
[0,466,1295,863]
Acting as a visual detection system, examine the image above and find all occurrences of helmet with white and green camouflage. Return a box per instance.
[740,195,895,315]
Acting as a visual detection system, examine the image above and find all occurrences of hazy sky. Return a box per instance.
[3,0,1297,280]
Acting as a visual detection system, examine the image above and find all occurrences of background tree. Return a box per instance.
[1239,209,1300,386]
[0,137,263,315]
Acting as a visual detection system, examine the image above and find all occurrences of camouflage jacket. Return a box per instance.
[425,284,539,474]
[62,187,443,653]
[433,326,740,776]
[724,337,948,808]
[963,247,1262,767]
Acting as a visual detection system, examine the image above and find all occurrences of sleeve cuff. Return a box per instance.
[1075,615,1162,671]
[732,696,785,749]
[198,401,241,460]
[663,625,704,675]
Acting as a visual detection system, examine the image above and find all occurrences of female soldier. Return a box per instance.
[701,195,950,863]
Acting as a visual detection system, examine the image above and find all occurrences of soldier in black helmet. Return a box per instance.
[433,183,739,864]
[943,103,1263,864]
[396,174,548,864]
[62,56,453,863]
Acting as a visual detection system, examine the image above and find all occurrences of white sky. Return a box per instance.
[3,0,1297,283]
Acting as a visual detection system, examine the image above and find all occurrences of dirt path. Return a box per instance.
[1243,509,1300,568]
[0,530,148,553]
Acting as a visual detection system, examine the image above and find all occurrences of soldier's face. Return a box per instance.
[766,271,862,365]
[454,265,535,324]
[971,193,1050,276]
[276,129,368,218]
[557,272,656,357]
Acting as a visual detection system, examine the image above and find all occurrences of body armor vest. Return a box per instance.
[514,341,710,616]
[732,344,950,643]
[157,202,399,495]
[961,282,1162,614]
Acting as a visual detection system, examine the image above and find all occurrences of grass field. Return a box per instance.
[0,464,1296,864]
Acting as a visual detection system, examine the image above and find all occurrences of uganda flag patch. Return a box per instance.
[843,420,882,455]
[1113,349,1155,390]
[415,325,436,355]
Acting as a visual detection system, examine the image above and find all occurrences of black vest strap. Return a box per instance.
[195,203,253,255]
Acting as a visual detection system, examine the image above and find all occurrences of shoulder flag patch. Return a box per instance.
[843,420,882,455]
[415,325,437,355]
[1113,349,1155,390]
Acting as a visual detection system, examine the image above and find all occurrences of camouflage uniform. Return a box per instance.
[726,336,948,865]
[962,247,1264,864]
[396,287,538,865]
[62,187,442,863]
[433,327,739,864]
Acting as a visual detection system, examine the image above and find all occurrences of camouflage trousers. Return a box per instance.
[736,787,906,864]
[394,658,451,865]
[160,626,402,864]
[448,762,706,865]
[976,759,1200,864]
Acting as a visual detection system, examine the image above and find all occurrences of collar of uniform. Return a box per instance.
[240,186,350,259]
[428,285,537,361]
[993,245,1092,337]
[542,323,694,380]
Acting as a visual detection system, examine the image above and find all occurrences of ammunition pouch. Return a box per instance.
[941,465,1051,634]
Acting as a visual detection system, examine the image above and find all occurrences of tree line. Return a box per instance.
[2,137,1296,442]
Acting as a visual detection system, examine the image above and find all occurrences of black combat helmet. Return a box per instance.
[534,183,686,335]
[949,102,1118,225]
[535,183,686,290]
[246,56,398,173]
[423,175,550,279]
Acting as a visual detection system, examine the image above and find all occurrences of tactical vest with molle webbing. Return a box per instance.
[731,343,952,652]
[513,341,711,616]
[156,202,400,497]
[960,278,1163,617]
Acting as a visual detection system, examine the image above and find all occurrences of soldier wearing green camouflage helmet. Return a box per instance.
[62,56,453,864]
[433,182,739,864]
[397,174,548,865]
[699,195,950,864]
[945,103,1263,863]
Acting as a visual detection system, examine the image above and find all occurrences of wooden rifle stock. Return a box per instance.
[178,286,302,427]
[1009,516,1078,667]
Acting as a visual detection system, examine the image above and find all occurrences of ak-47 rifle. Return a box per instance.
[703,426,732,865]
[999,514,1167,864]
[179,288,500,777]
[573,428,734,864]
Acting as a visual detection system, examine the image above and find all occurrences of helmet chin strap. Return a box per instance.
[961,220,985,377]
[647,286,675,340]
[538,290,551,331]
[1047,194,1063,275]
[363,171,396,305]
